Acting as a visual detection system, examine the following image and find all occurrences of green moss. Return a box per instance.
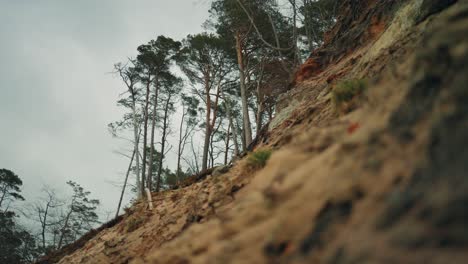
[247,149,272,169]
[332,79,367,113]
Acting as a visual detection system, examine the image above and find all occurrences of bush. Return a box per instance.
[247,149,272,169]
[332,79,367,113]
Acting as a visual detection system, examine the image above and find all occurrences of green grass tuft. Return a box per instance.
[126,216,145,233]
[247,149,272,169]
[332,79,367,113]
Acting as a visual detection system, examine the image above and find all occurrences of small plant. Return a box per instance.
[126,216,145,233]
[332,79,367,113]
[247,149,272,169]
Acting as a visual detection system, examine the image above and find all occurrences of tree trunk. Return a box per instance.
[140,77,151,195]
[256,104,264,135]
[176,107,186,184]
[230,116,240,157]
[210,116,223,167]
[255,60,265,136]
[209,124,215,168]
[224,122,231,165]
[303,0,314,52]
[201,73,212,171]
[235,32,253,150]
[0,184,7,209]
[238,117,245,152]
[130,94,141,198]
[222,91,239,157]
[147,78,159,191]
[209,82,222,168]
[190,137,200,174]
[41,202,51,250]
[115,149,135,218]
[290,0,301,66]
[156,95,171,192]
[57,207,73,249]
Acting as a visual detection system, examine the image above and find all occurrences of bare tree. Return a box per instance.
[56,181,99,249]
[29,186,63,252]
[176,95,199,183]
[183,135,201,174]
[156,90,177,192]
[114,61,142,198]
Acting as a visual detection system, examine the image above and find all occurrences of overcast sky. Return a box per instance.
[0,0,210,219]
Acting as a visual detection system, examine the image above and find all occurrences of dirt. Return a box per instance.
[43,0,468,263]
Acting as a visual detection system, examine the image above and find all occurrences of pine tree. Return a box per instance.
[177,33,233,171]
[0,169,40,263]
[136,36,181,193]
[0,168,25,209]
[56,181,100,249]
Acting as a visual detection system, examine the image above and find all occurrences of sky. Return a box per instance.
[0,0,211,220]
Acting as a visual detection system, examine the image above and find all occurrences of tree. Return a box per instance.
[0,169,39,263]
[57,181,100,249]
[29,186,63,253]
[144,146,161,189]
[208,103,228,166]
[210,0,256,149]
[0,168,25,210]
[155,74,182,192]
[299,0,339,52]
[0,211,40,263]
[115,149,136,218]
[136,36,181,193]
[184,135,202,174]
[162,168,178,188]
[210,0,294,149]
[176,94,199,184]
[178,33,232,171]
[288,0,301,65]
[113,61,143,198]
[251,57,291,132]
[220,81,242,157]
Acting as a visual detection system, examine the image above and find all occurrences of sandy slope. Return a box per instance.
[38,1,468,263]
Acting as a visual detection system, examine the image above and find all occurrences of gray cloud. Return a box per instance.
[0,0,210,219]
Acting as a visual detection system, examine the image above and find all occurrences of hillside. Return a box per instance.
[40,0,468,263]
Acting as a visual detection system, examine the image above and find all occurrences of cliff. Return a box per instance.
[39,0,468,263]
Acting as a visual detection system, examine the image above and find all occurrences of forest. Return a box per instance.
[108,0,338,204]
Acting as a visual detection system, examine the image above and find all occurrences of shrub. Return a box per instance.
[332,79,367,113]
[247,149,272,169]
